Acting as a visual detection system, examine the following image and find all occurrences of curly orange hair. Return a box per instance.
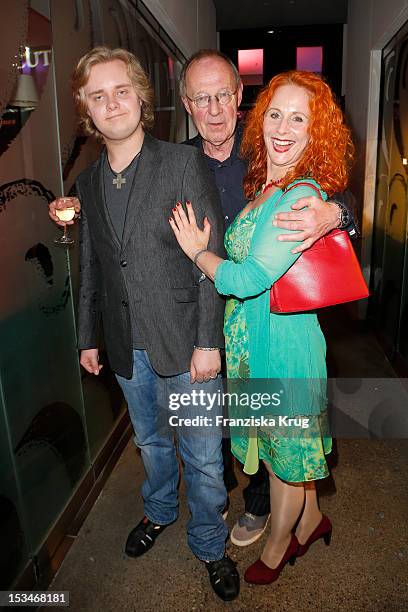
[241,71,354,199]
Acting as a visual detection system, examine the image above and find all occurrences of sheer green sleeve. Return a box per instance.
[214,182,326,299]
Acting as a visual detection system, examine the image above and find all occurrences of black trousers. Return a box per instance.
[221,359,271,515]
[243,461,270,515]
[222,438,270,515]
[222,437,238,491]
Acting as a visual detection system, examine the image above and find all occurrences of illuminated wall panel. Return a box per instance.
[296,46,323,72]
[238,48,264,85]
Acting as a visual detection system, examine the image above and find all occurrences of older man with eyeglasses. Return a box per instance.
[180,49,356,548]
[180,51,248,229]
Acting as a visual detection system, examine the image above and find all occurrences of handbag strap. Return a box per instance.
[275,181,340,248]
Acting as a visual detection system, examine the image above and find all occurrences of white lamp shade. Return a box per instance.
[10,73,39,107]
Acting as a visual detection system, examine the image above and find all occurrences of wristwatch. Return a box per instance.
[335,202,351,229]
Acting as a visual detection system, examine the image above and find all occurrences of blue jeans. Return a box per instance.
[116,349,228,561]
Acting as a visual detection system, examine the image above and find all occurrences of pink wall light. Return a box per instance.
[238,49,264,86]
[296,47,323,73]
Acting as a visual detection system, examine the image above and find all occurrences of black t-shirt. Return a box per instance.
[103,152,145,348]
[103,152,140,241]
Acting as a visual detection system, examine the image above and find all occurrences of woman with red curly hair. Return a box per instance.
[170,71,354,586]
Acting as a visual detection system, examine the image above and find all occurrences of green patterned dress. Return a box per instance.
[215,181,332,483]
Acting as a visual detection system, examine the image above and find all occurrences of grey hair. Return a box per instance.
[179,49,241,97]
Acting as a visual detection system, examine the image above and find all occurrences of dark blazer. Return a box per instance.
[76,132,226,378]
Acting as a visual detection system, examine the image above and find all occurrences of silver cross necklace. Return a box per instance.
[113,173,126,189]
[110,150,141,189]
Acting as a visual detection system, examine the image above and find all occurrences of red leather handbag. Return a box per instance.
[270,182,369,313]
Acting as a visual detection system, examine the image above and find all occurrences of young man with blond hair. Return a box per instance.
[51,47,239,602]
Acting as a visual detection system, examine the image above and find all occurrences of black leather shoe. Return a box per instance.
[205,554,240,601]
[125,516,169,558]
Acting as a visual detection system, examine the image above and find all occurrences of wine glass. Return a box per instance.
[54,197,77,246]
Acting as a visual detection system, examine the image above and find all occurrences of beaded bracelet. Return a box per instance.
[193,346,219,351]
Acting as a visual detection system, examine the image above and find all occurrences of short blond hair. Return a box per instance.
[72,46,154,139]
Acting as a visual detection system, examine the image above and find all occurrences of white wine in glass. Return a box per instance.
[54,197,77,246]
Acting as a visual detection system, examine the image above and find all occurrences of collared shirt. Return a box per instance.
[183,124,248,228]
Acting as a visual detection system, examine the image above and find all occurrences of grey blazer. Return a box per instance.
[76,132,226,378]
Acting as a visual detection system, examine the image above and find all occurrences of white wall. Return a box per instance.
[345,0,408,278]
[144,0,217,58]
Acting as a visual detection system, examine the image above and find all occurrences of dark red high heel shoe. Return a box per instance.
[244,534,298,585]
[296,515,332,557]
